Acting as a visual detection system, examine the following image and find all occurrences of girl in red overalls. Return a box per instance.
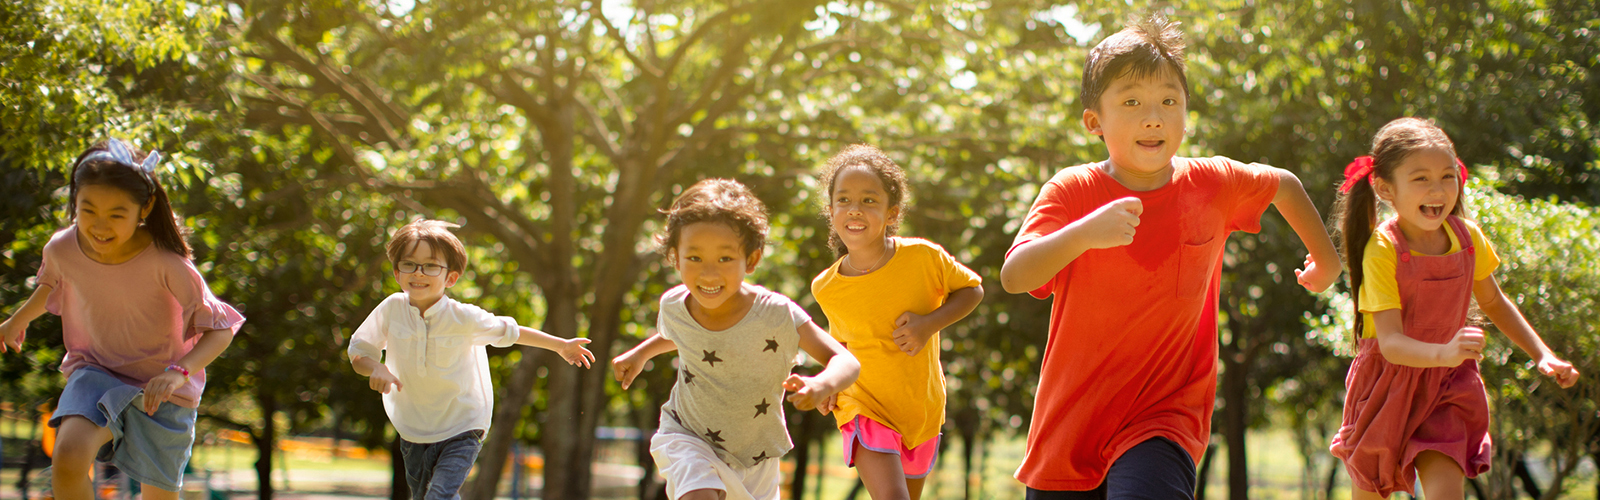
[1327,117,1579,500]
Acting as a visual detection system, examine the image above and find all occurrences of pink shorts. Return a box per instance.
[840,415,940,478]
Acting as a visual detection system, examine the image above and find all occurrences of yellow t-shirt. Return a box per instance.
[811,237,982,448]
[1358,218,1500,338]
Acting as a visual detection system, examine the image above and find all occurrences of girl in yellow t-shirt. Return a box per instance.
[810,144,984,500]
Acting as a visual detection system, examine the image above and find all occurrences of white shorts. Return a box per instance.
[649,431,780,500]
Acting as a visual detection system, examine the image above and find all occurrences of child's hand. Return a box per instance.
[559,338,596,368]
[1438,326,1486,366]
[891,312,933,356]
[612,351,646,390]
[0,317,25,353]
[143,370,187,415]
[1294,254,1339,293]
[1536,355,1580,388]
[369,365,402,394]
[816,393,838,416]
[1077,197,1143,250]
[783,373,836,412]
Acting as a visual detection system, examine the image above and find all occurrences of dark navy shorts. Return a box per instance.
[1026,437,1197,500]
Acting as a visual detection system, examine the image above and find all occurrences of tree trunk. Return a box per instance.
[788,410,818,500]
[254,390,276,500]
[1195,443,1216,500]
[960,409,979,500]
[391,437,410,500]
[1324,459,1340,500]
[1513,452,1542,499]
[1221,354,1249,500]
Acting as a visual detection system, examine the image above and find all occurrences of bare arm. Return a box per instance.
[785,320,860,412]
[1372,309,1484,368]
[1474,275,1579,387]
[1001,198,1143,294]
[514,326,595,368]
[612,333,678,389]
[0,283,54,352]
[143,328,236,414]
[891,284,985,356]
[1270,168,1342,293]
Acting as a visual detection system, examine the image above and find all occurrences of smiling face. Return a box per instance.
[828,167,900,254]
[674,221,760,315]
[73,184,153,261]
[1083,66,1188,187]
[1373,147,1463,238]
[393,240,461,310]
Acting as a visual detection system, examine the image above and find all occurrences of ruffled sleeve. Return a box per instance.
[36,228,72,316]
[170,257,245,338]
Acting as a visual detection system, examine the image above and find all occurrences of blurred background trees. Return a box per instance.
[2,0,1595,499]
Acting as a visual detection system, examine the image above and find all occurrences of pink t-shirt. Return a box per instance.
[36,226,245,408]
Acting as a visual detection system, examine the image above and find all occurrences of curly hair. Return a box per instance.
[655,178,770,262]
[816,144,909,257]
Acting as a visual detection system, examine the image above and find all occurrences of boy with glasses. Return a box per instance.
[348,219,595,500]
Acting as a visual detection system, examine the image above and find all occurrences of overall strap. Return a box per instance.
[1444,216,1476,255]
[1379,218,1413,264]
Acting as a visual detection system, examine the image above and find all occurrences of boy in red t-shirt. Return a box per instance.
[1000,15,1342,499]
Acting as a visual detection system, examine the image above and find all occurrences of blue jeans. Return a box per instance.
[1025,437,1197,500]
[399,430,485,500]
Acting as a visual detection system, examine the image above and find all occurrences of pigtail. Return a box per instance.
[1332,178,1379,342]
[141,175,192,259]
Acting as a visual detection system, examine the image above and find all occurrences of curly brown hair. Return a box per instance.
[817,144,909,257]
[655,178,770,262]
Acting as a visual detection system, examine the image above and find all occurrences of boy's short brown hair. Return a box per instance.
[654,178,770,261]
[386,219,469,273]
[1080,14,1189,111]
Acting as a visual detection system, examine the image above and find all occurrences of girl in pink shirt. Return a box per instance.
[0,138,244,499]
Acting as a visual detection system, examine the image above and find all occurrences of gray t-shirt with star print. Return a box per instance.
[657,283,809,468]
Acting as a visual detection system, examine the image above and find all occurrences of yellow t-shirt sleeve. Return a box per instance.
[1464,220,1500,281]
[937,245,982,292]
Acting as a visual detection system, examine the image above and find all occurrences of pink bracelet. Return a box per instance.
[166,364,191,380]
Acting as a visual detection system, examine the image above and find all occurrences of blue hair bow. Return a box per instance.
[76,138,162,194]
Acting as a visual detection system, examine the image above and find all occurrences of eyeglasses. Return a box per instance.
[396,261,448,276]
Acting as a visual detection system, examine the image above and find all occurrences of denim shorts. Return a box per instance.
[50,366,197,492]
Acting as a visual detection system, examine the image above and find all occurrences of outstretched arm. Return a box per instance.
[786,320,860,413]
[612,333,678,390]
[515,326,595,368]
[1474,276,1579,388]
[0,283,53,353]
[1270,169,1341,293]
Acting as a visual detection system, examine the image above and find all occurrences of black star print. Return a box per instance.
[702,350,723,367]
[683,369,695,384]
[752,451,770,463]
[764,339,779,352]
[668,410,683,424]
[754,399,770,418]
[705,428,725,444]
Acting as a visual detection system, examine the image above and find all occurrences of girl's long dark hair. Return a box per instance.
[1331,118,1465,340]
[68,141,192,259]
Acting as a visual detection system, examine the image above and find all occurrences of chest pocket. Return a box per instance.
[1178,236,1222,297]
[428,334,471,370]
[1405,274,1469,331]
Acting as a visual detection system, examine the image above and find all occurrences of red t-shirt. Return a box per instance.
[1008,157,1279,490]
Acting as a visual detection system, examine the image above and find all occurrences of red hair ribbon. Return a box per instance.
[1339,156,1375,194]
[1338,155,1470,194]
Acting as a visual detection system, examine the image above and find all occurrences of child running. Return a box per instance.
[613,178,860,500]
[999,15,1342,498]
[1328,117,1579,500]
[809,145,983,500]
[0,138,245,499]
[347,219,594,500]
